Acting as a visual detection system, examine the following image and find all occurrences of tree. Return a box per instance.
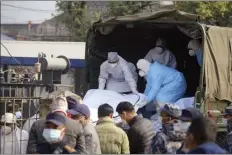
[106,1,158,16]
[175,1,232,26]
[55,1,89,41]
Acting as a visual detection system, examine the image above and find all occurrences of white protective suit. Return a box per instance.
[188,40,203,66]
[145,38,177,69]
[98,52,138,93]
[0,113,29,154]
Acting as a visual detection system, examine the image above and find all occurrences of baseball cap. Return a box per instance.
[45,113,66,126]
[222,106,232,116]
[66,96,80,110]
[51,96,68,114]
[161,104,182,118]
[179,107,203,121]
[67,104,90,117]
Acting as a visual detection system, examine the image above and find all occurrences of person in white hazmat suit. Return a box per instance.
[188,39,203,67]
[98,52,138,94]
[145,38,177,69]
[0,113,29,154]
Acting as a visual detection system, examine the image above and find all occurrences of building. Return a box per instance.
[1,41,86,95]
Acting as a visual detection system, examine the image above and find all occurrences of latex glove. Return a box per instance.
[132,88,139,94]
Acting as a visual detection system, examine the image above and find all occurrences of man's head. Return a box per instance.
[108,52,119,68]
[188,39,202,56]
[136,59,151,77]
[116,102,136,123]
[98,103,114,119]
[161,104,182,124]
[0,113,17,135]
[51,96,68,116]
[179,107,203,122]
[155,38,167,53]
[185,117,217,151]
[68,104,90,125]
[43,113,66,144]
[222,106,232,132]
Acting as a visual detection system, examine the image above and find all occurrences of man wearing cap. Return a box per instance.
[152,104,185,154]
[27,96,86,154]
[37,113,78,154]
[223,106,232,153]
[176,107,204,154]
[68,104,101,154]
[98,52,138,94]
[144,38,177,69]
[0,113,29,154]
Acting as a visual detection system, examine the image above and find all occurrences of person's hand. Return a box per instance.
[135,100,148,109]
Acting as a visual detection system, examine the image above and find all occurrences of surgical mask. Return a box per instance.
[139,70,146,77]
[15,111,22,119]
[42,128,63,144]
[189,50,196,56]
[109,63,117,68]
[1,126,12,135]
[180,122,191,132]
[222,118,227,125]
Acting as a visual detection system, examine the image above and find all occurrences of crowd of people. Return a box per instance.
[0,95,232,154]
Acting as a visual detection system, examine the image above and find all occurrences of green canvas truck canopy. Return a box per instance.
[89,9,232,102]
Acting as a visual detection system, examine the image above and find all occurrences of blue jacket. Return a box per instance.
[144,62,187,103]
[188,142,226,154]
[196,48,203,67]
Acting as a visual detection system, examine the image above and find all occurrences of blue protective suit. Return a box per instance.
[196,48,203,67]
[144,62,187,103]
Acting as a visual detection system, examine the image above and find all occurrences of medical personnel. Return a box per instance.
[188,39,203,67]
[98,52,138,94]
[136,59,187,108]
[145,38,177,69]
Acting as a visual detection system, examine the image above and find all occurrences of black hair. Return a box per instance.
[116,101,135,114]
[98,103,114,117]
[187,117,217,145]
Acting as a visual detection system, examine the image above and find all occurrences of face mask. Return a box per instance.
[222,118,227,125]
[139,70,146,77]
[180,122,191,132]
[155,47,164,54]
[189,50,196,56]
[109,63,117,68]
[15,111,22,118]
[1,126,12,135]
[42,128,63,144]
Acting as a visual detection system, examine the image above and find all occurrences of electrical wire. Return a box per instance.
[1,42,24,70]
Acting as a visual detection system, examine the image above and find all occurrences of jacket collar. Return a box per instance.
[128,115,142,127]
[97,117,114,125]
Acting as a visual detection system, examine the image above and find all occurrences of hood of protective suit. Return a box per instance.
[188,40,201,51]
[136,59,150,76]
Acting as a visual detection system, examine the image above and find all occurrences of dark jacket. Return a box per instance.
[225,131,232,153]
[27,115,86,154]
[37,141,78,154]
[188,142,226,154]
[127,115,155,154]
[84,122,101,154]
